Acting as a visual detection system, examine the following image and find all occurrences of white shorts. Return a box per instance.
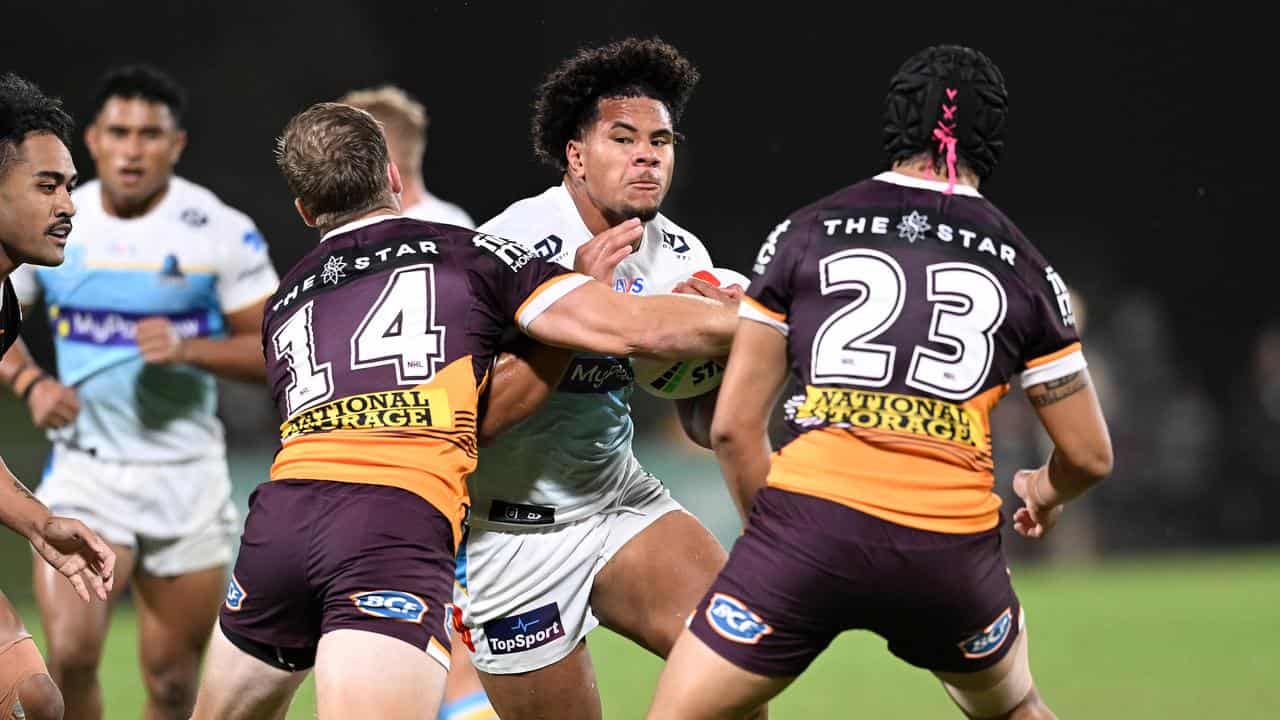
[36,445,238,577]
[454,471,683,674]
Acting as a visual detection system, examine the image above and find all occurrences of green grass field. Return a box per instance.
[9,550,1279,718]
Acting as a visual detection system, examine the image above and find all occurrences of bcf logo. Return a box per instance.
[350,590,428,623]
[705,593,773,645]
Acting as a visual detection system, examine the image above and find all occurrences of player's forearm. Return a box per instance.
[1036,445,1112,507]
[628,295,736,360]
[181,335,267,383]
[0,459,51,541]
[676,389,719,450]
[478,346,573,447]
[711,424,771,521]
[0,338,48,396]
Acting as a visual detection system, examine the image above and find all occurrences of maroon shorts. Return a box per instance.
[689,488,1021,677]
[219,480,454,671]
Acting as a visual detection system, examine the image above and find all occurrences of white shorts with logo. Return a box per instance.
[453,470,683,674]
[36,444,238,577]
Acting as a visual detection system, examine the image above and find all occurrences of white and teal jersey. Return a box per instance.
[471,183,712,528]
[11,177,278,462]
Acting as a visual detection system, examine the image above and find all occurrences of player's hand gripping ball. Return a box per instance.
[631,267,749,399]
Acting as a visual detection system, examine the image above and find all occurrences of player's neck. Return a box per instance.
[316,206,400,238]
[564,174,617,236]
[890,161,981,191]
[101,181,171,220]
[0,246,15,279]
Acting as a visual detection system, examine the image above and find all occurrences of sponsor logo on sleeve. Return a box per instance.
[753,219,790,275]
[473,233,534,271]
[487,500,556,525]
[484,603,565,655]
[533,234,564,260]
[661,231,690,255]
[958,607,1013,659]
[1044,267,1075,327]
[180,207,209,227]
[224,575,246,611]
[705,593,773,645]
[350,590,429,623]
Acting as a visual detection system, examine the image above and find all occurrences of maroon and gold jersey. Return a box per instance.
[0,277,20,358]
[263,216,588,543]
[741,172,1084,534]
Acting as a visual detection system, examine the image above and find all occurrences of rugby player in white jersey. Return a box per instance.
[339,85,474,228]
[338,83,498,720]
[0,65,278,720]
[0,70,116,720]
[452,38,761,719]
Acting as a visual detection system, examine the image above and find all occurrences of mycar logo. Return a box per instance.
[484,602,564,655]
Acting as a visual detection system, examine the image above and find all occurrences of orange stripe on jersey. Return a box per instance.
[742,295,786,323]
[270,356,480,547]
[1026,341,1082,369]
[514,273,585,325]
[772,383,1008,534]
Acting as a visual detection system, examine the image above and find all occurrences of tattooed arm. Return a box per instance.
[1,457,116,601]
[1012,369,1114,539]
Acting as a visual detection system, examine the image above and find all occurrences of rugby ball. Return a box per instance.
[632,267,750,400]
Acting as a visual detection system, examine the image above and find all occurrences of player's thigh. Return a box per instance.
[33,539,135,662]
[934,630,1045,720]
[132,563,227,671]
[478,639,602,720]
[315,628,446,720]
[591,506,726,657]
[647,630,789,720]
[190,624,307,720]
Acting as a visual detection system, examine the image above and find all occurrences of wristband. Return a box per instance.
[19,372,49,403]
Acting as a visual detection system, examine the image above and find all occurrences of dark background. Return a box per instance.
[2,1,1273,554]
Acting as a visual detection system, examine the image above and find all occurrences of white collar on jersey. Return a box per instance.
[321,213,406,243]
[873,171,983,198]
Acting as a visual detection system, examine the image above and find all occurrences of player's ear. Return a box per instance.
[294,198,317,227]
[168,129,188,165]
[565,139,585,180]
[387,161,404,196]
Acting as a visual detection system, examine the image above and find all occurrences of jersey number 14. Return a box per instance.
[272,264,448,415]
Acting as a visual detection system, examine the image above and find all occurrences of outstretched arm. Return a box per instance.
[1012,368,1113,538]
[525,282,736,360]
[709,320,789,521]
[0,457,115,602]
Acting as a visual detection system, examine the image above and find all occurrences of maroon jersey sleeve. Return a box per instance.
[1006,229,1085,387]
[0,278,20,358]
[465,233,590,335]
[740,215,812,335]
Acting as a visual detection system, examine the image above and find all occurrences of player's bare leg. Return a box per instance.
[33,542,135,720]
[1,591,62,720]
[190,625,307,720]
[646,630,788,720]
[935,631,1055,720]
[593,509,767,718]
[478,639,602,720]
[315,629,447,719]
[132,565,226,719]
[442,642,497,719]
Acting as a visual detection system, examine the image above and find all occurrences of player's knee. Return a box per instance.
[142,664,198,715]
[1005,691,1055,720]
[42,647,98,688]
[17,673,65,720]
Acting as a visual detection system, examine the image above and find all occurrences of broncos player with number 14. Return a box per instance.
[0,72,117,720]
[648,45,1114,719]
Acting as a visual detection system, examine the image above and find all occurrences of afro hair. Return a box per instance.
[531,37,700,170]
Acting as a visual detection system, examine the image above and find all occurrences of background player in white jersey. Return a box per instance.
[0,65,279,720]
[339,85,474,228]
[0,70,117,720]
[337,83,497,720]
[453,38,761,719]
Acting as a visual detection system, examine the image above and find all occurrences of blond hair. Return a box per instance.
[337,85,428,174]
[275,102,393,230]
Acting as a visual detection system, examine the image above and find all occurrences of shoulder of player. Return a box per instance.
[168,176,262,238]
[476,188,563,245]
